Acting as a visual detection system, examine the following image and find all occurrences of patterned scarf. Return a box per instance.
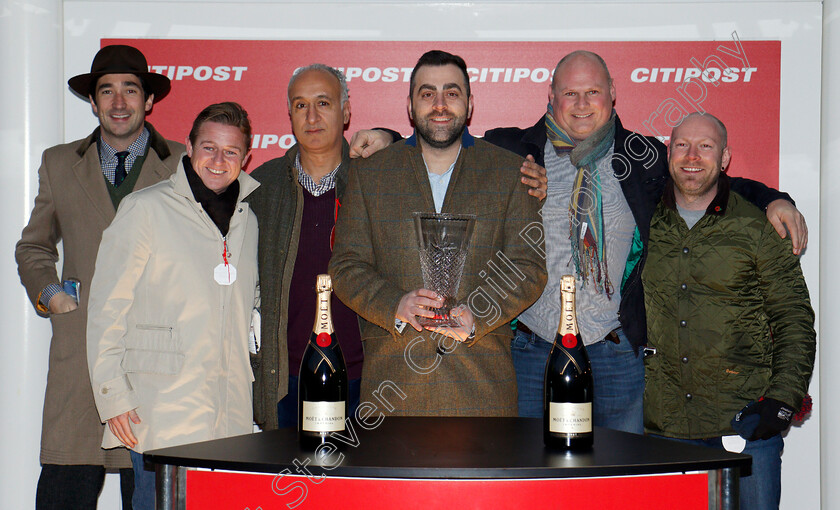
[545,105,617,298]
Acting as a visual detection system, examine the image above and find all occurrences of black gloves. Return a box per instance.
[731,398,795,441]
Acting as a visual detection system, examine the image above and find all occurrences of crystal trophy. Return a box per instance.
[412,212,476,327]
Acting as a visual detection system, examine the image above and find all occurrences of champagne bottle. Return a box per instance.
[298,274,348,449]
[544,275,593,450]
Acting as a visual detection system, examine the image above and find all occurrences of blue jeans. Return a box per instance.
[278,375,362,429]
[130,450,156,510]
[660,434,783,510]
[511,327,644,434]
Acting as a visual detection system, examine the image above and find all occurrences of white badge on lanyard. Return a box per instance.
[214,238,237,285]
[722,435,746,453]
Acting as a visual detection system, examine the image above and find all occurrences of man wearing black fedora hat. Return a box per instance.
[15,44,182,509]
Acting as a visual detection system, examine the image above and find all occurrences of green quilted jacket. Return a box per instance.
[642,176,815,439]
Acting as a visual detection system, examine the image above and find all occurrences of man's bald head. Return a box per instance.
[548,50,616,142]
[551,51,613,90]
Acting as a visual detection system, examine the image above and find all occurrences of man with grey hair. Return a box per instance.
[286,63,349,110]
[247,64,400,429]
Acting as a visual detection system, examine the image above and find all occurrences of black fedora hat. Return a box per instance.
[68,45,171,102]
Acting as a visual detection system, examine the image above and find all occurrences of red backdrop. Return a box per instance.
[106,39,779,185]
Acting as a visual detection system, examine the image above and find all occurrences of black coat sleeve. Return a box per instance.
[729,176,794,210]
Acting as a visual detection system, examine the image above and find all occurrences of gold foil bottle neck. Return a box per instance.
[313,274,334,335]
[317,274,332,293]
[558,275,579,336]
[560,274,576,294]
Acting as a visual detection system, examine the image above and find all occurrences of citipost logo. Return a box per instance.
[147,65,248,81]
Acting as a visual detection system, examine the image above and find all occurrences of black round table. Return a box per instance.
[146,416,749,509]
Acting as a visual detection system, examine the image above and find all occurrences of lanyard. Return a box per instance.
[214,236,237,285]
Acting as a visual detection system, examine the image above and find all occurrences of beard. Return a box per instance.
[669,160,722,202]
[412,108,467,149]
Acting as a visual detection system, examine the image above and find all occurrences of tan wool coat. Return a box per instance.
[329,132,547,417]
[87,159,259,453]
[15,124,182,467]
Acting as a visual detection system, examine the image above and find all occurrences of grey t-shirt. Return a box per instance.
[677,203,706,230]
[518,139,636,346]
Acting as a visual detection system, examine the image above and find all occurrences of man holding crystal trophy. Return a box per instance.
[329,50,547,416]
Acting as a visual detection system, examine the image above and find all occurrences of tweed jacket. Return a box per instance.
[642,176,815,438]
[15,123,182,467]
[329,131,547,416]
[484,114,792,350]
[246,141,352,430]
[87,159,259,452]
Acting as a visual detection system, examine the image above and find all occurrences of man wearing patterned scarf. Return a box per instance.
[482,50,807,433]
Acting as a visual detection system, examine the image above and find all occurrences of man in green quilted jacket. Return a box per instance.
[642,112,815,510]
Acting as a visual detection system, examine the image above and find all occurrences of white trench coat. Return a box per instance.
[87,158,259,453]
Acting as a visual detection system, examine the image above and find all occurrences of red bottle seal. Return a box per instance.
[316,333,332,347]
[561,333,577,349]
